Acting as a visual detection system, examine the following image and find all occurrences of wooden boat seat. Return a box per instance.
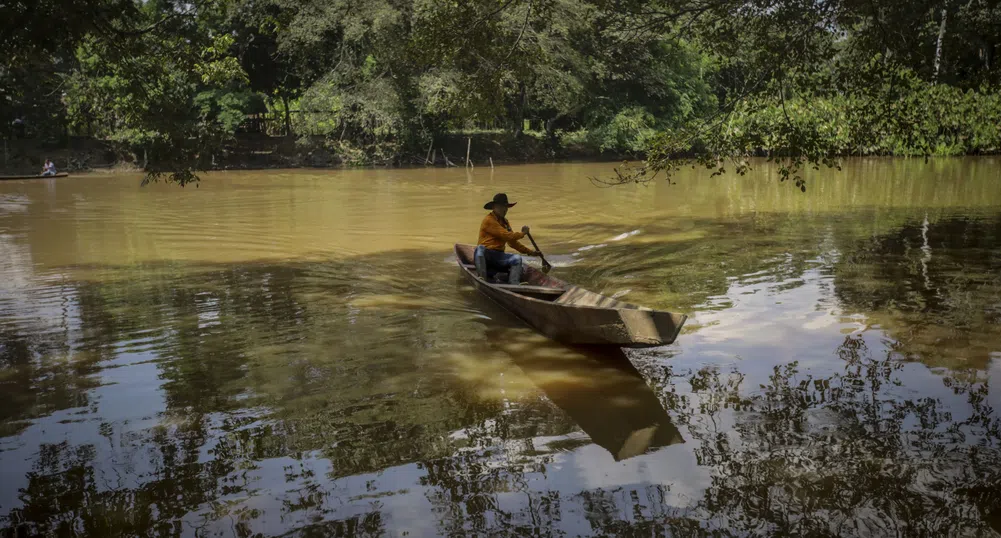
[461,264,564,295]
[492,284,567,295]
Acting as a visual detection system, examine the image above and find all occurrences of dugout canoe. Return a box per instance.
[454,243,687,348]
[0,173,69,180]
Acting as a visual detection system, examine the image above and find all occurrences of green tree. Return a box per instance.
[597,0,1001,188]
[5,0,999,184]
[60,1,259,185]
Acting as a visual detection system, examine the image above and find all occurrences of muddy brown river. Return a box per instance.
[1,158,999,536]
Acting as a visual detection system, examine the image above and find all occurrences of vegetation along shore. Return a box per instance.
[3,1,998,187]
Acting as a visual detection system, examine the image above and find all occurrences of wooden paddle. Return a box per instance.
[526,231,553,273]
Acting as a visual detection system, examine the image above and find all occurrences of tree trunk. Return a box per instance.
[545,117,559,147]
[513,83,526,136]
[281,94,292,136]
[934,8,947,81]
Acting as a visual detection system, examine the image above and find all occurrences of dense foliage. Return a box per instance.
[607,0,1001,188]
[2,0,998,185]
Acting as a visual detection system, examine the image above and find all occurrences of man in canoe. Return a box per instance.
[475,193,540,284]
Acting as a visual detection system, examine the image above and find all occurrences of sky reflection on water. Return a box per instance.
[1,159,999,536]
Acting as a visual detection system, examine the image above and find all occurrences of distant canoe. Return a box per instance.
[454,243,687,348]
[0,173,69,181]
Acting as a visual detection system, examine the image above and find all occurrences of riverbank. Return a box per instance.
[0,132,637,176]
[5,128,999,178]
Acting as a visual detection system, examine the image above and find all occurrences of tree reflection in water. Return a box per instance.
[418,330,1001,536]
[680,335,1000,535]
[0,215,999,536]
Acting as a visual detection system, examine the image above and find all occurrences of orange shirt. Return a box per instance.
[478,212,531,254]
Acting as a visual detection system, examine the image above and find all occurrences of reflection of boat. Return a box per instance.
[0,173,69,180]
[484,326,684,461]
[454,244,687,348]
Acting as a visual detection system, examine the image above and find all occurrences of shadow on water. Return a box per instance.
[478,325,684,461]
[452,271,684,460]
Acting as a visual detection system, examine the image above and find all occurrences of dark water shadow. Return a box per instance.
[453,273,684,460]
[497,333,685,461]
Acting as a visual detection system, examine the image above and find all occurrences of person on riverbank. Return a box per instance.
[475,193,539,284]
[41,159,57,176]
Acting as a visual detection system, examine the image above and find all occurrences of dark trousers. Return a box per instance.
[474,245,523,284]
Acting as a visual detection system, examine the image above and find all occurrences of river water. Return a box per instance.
[0,159,999,536]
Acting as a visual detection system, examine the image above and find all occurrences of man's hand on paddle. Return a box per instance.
[519,225,543,258]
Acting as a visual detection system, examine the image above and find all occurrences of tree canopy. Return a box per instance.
[2,0,998,186]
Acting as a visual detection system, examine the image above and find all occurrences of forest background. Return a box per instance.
[2,0,999,186]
